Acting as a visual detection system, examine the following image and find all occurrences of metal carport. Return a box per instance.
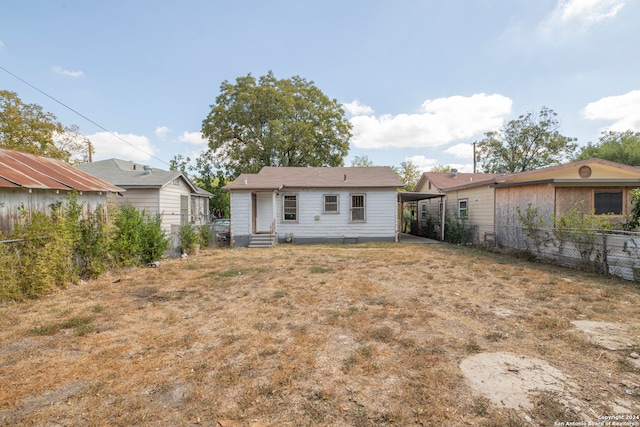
[397,192,446,241]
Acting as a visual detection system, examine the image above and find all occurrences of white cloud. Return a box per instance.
[88,131,157,162]
[583,90,640,132]
[539,0,625,38]
[444,143,475,159]
[154,126,171,139]
[349,93,512,149]
[343,99,374,116]
[53,65,84,78]
[558,0,625,23]
[178,131,207,145]
[405,155,438,172]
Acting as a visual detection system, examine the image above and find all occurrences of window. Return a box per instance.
[594,191,623,215]
[180,195,189,225]
[283,194,298,221]
[421,203,427,220]
[350,194,366,222]
[458,199,468,219]
[323,194,339,213]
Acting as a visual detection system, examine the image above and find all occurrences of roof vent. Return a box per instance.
[244,177,248,185]
[343,174,347,182]
[143,165,152,175]
[451,169,458,178]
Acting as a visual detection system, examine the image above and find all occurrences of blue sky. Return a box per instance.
[1,0,639,172]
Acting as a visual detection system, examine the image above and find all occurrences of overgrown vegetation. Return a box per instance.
[0,195,168,302]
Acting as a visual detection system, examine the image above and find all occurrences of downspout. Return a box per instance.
[440,197,446,241]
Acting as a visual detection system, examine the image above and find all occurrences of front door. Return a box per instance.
[253,192,273,234]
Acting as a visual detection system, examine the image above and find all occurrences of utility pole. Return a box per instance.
[87,140,93,163]
[473,141,476,174]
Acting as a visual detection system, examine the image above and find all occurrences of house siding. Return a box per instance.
[446,185,495,243]
[277,189,397,242]
[1,188,108,237]
[159,180,194,234]
[495,183,555,249]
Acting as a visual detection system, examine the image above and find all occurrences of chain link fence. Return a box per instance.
[504,226,640,282]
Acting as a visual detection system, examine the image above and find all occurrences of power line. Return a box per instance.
[0,65,170,167]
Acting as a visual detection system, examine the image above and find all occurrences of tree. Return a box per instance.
[573,130,640,166]
[430,165,451,173]
[476,106,577,173]
[393,160,422,191]
[170,151,230,218]
[0,90,91,162]
[201,71,352,178]
[351,154,374,167]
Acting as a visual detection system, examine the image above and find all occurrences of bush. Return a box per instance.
[199,224,213,248]
[0,197,168,302]
[179,223,200,254]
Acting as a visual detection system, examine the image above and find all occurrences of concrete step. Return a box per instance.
[248,234,276,248]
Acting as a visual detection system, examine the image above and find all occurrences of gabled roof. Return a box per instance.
[0,148,122,192]
[224,166,404,191]
[415,159,640,193]
[415,171,500,193]
[493,158,640,187]
[75,158,201,193]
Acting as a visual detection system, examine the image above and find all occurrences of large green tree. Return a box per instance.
[476,106,577,173]
[201,71,352,178]
[0,90,90,162]
[573,130,640,166]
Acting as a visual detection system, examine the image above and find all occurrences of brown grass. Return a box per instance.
[1,242,639,426]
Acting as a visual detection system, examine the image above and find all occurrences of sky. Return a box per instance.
[1,0,639,173]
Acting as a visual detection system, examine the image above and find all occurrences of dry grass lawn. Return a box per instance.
[1,242,640,426]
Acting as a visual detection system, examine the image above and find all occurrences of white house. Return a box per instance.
[223,166,404,247]
[76,159,212,236]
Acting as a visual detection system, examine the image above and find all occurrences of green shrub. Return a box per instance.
[139,213,168,264]
[110,202,168,266]
[179,223,200,253]
[199,224,213,248]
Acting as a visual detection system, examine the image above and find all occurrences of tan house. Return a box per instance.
[412,169,499,242]
[413,159,640,248]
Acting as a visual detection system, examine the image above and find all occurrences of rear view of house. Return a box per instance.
[224,166,403,247]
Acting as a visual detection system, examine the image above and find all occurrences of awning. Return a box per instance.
[398,192,444,203]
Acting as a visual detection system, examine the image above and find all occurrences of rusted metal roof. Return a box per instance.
[0,148,123,192]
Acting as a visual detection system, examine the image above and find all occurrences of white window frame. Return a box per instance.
[323,194,339,214]
[350,193,366,222]
[282,193,298,222]
[421,203,427,220]
[458,199,468,219]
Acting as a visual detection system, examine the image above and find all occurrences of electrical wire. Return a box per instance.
[0,65,170,167]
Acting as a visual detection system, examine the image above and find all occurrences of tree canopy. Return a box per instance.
[0,90,91,162]
[573,130,640,166]
[476,106,577,173]
[201,71,352,178]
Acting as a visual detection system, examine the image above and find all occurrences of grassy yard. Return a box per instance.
[1,242,639,426]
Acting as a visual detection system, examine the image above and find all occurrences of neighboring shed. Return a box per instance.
[75,159,212,236]
[0,148,122,237]
[223,166,404,247]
